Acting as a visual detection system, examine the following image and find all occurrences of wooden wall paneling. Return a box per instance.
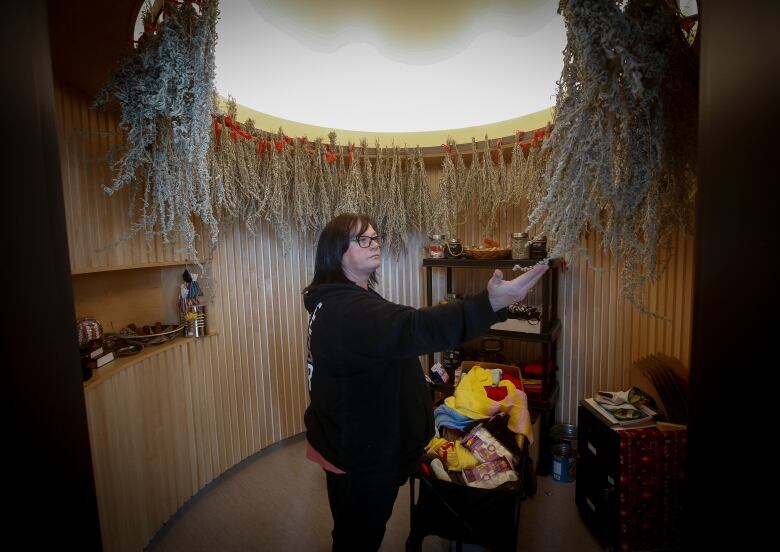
[209,234,232,472]
[219,223,241,465]
[72,266,183,332]
[85,340,225,552]
[240,224,261,454]
[55,82,191,272]
[84,381,111,548]
[291,238,312,433]
[284,233,309,436]
[270,229,290,439]
[259,227,279,448]
[233,224,252,459]
[287,232,309,437]
[188,337,207,488]
[273,228,289,438]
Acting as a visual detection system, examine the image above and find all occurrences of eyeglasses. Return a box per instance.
[353,235,382,248]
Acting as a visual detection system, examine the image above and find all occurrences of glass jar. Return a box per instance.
[444,237,463,258]
[529,236,548,259]
[429,234,446,258]
[76,316,104,350]
[511,232,529,260]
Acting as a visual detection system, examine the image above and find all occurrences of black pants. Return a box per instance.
[325,470,406,551]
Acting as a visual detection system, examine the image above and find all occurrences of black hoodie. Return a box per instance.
[303,282,507,476]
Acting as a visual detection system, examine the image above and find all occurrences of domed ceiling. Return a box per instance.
[208,0,566,134]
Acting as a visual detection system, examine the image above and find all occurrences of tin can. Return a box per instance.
[551,442,577,482]
[444,238,463,258]
[529,236,548,259]
[550,423,578,446]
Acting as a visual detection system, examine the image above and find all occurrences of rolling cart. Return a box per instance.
[405,436,533,552]
[406,361,536,551]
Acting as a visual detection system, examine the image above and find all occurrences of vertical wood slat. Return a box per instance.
[54,82,190,272]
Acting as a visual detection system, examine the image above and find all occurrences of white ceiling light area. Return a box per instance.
[213,0,566,133]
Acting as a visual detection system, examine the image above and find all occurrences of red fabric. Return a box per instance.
[500,373,523,391]
[618,428,686,551]
[484,386,508,401]
[523,358,552,377]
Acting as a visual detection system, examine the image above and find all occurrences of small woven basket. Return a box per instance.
[463,246,511,260]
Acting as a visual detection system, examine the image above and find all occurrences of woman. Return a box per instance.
[303,213,547,551]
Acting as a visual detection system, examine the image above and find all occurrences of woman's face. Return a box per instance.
[341,224,381,281]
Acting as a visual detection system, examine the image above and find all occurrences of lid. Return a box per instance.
[430,234,446,240]
[512,232,529,238]
[447,237,461,244]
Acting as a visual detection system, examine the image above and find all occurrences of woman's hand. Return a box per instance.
[487,264,549,311]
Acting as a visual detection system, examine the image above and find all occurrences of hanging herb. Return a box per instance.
[432,140,459,237]
[262,128,291,242]
[312,138,334,231]
[530,0,697,312]
[452,141,470,210]
[507,133,526,206]
[379,147,408,254]
[359,140,377,219]
[335,142,363,216]
[521,138,551,219]
[404,147,434,237]
[290,137,316,237]
[94,0,220,261]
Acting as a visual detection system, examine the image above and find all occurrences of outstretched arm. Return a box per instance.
[487,264,549,311]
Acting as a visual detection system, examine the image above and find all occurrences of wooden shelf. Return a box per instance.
[84,332,219,391]
[486,319,561,343]
[422,257,560,269]
[71,260,197,275]
[423,256,561,475]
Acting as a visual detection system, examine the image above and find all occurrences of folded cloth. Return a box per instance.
[434,403,483,433]
[444,365,534,444]
[425,436,480,471]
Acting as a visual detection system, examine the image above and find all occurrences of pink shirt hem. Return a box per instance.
[306,440,346,474]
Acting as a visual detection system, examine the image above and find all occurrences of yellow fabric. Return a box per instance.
[425,437,479,471]
[443,365,534,444]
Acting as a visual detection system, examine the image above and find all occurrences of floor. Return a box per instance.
[146,433,602,551]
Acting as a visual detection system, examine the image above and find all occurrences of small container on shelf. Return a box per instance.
[76,315,104,349]
[429,234,446,259]
[511,232,529,260]
[444,237,463,259]
[183,304,208,337]
[529,236,548,259]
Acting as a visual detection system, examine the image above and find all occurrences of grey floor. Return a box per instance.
[146,433,602,551]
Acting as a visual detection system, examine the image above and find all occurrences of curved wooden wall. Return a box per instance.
[58,82,693,551]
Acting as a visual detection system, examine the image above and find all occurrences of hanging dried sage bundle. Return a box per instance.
[531,0,697,312]
[93,0,220,261]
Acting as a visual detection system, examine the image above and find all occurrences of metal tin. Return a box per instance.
[550,423,578,446]
[184,304,208,337]
[551,442,577,482]
[529,236,547,259]
[444,237,463,258]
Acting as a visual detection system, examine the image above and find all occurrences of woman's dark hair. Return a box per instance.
[304,213,379,293]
